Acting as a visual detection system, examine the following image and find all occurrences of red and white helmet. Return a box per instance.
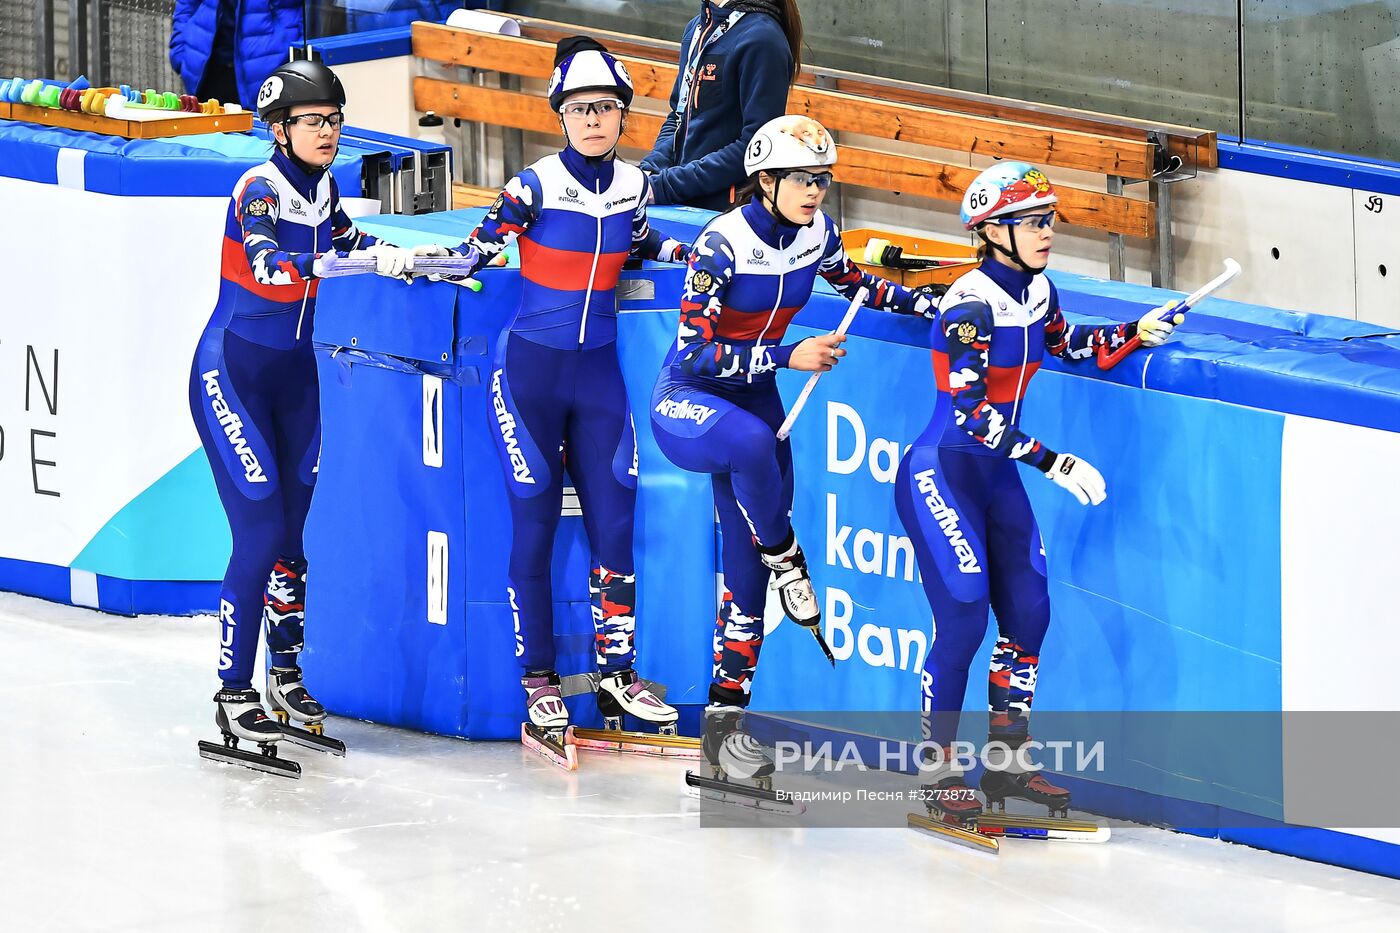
[960,161,1058,229]
[743,115,837,176]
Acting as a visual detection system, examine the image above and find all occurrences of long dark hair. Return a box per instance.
[776,0,803,77]
[736,0,803,77]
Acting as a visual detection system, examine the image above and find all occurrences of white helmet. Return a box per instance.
[743,115,837,177]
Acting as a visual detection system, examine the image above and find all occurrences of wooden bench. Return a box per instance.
[413,19,1216,287]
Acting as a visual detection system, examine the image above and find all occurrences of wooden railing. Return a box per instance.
[414,18,1217,286]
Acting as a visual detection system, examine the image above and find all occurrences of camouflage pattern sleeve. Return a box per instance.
[673,228,794,379]
[816,216,929,316]
[942,298,1057,469]
[1043,280,1138,361]
[450,170,542,271]
[236,176,317,285]
[630,174,687,263]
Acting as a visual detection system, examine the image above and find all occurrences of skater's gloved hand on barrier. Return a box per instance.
[790,333,846,372]
[364,244,413,281]
[311,252,343,279]
[1044,453,1106,506]
[1137,300,1185,348]
[411,244,450,258]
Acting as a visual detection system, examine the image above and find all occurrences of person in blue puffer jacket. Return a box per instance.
[169,0,303,108]
[641,0,802,211]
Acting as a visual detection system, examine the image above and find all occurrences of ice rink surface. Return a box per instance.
[4,592,1399,933]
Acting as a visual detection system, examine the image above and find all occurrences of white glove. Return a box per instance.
[411,244,451,258]
[1137,300,1186,348]
[365,244,412,280]
[1045,452,1106,506]
[311,253,343,278]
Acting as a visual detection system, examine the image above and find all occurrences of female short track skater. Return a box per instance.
[422,38,690,762]
[191,59,419,772]
[650,115,934,797]
[895,162,1184,823]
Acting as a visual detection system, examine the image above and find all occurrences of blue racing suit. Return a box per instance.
[455,145,685,675]
[893,258,1136,745]
[650,197,925,705]
[189,149,380,690]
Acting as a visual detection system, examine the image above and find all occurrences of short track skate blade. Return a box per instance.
[566,726,702,759]
[276,723,347,757]
[984,826,1111,844]
[521,723,578,772]
[974,812,1101,833]
[197,740,301,779]
[683,771,804,815]
[906,812,999,852]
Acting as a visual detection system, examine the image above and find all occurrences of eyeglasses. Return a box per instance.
[994,211,1057,230]
[560,98,624,118]
[284,112,345,130]
[776,169,834,190]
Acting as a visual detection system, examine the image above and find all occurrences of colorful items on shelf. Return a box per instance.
[0,75,241,118]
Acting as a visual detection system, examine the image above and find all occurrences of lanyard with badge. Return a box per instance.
[673,8,745,140]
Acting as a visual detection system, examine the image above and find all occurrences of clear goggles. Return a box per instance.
[560,98,625,118]
[775,169,835,190]
[284,111,345,130]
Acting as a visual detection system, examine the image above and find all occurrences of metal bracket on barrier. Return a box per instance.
[1121,132,1197,289]
[360,151,394,213]
[412,149,450,214]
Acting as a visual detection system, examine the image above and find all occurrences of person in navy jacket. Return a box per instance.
[427,38,689,755]
[641,0,802,211]
[651,115,933,783]
[895,162,1184,825]
[190,60,417,758]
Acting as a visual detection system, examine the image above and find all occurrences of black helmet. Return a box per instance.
[256,60,346,121]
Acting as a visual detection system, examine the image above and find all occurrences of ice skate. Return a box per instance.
[974,741,1105,838]
[906,757,997,851]
[197,687,301,779]
[520,671,577,771]
[683,706,802,813]
[756,533,834,665]
[267,666,345,756]
[566,669,701,758]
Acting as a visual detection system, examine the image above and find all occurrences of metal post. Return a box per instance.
[88,0,107,84]
[454,66,484,186]
[35,0,55,78]
[1106,174,1126,282]
[1151,179,1175,289]
[68,0,88,76]
[500,73,525,182]
[814,73,843,225]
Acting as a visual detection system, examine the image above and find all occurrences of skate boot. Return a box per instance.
[684,706,799,812]
[906,745,996,851]
[596,669,679,733]
[756,532,834,664]
[566,670,701,758]
[267,667,345,756]
[197,687,300,778]
[980,768,1072,817]
[520,671,577,771]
